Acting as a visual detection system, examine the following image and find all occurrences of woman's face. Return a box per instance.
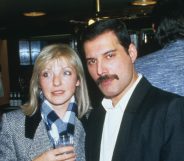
[39,58,79,111]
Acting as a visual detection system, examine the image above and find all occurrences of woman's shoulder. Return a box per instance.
[75,117,86,135]
[1,109,25,125]
[4,108,24,118]
[75,117,84,128]
[0,109,26,136]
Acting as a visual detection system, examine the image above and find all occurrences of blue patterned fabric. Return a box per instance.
[40,95,77,147]
[135,40,184,96]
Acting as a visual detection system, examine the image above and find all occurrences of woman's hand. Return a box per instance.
[33,146,76,161]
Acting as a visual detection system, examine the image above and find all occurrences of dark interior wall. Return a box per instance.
[7,38,20,92]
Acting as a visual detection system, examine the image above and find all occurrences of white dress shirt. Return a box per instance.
[99,74,142,161]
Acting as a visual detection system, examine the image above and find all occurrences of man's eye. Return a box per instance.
[87,59,96,65]
[64,71,71,75]
[106,53,113,59]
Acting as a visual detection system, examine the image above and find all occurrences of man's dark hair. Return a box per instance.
[80,19,131,53]
[152,0,184,46]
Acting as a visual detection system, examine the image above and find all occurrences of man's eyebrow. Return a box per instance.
[85,49,116,61]
[104,49,116,55]
[85,57,94,61]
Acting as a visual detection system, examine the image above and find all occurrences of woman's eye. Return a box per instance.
[41,71,52,78]
[42,72,49,77]
[64,71,72,75]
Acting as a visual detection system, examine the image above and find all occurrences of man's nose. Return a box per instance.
[97,61,107,76]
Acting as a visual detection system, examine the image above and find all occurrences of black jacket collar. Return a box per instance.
[25,109,42,139]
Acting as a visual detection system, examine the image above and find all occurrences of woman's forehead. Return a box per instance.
[43,57,75,69]
[47,57,69,65]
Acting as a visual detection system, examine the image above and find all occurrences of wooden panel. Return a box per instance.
[0,40,10,106]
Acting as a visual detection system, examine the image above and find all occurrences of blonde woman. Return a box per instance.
[0,44,91,161]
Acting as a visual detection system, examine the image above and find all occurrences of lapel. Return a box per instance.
[25,109,53,160]
[87,104,106,161]
[112,77,152,161]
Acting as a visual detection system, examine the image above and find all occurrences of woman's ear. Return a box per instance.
[76,80,80,87]
[128,43,138,63]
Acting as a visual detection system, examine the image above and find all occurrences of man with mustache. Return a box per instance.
[80,19,184,161]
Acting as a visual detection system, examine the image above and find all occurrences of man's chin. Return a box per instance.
[100,90,114,99]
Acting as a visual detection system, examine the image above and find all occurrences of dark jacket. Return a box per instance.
[85,77,184,161]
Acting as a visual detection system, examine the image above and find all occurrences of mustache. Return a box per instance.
[96,74,119,85]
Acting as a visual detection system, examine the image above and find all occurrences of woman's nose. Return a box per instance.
[53,75,61,86]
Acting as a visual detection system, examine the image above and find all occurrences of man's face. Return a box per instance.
[84,31,138,106]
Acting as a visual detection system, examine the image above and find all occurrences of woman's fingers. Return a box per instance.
[55,152,76,161]
[54,146,76,161]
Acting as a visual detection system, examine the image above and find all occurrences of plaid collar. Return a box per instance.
[40,96,77,147]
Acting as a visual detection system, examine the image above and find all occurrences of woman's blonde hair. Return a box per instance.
[22,43,91,118]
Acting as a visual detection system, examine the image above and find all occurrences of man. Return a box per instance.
[80,19,184,161]
[135,0,184,96]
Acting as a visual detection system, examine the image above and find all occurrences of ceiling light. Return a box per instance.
[88,16,109,26]
[23,11,46,17]
[88,0,111,26]
[132,0,157,6]
[88,19,96,25]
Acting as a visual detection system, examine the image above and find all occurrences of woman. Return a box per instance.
[0,44,91,161]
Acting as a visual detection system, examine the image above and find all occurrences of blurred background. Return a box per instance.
[0,0,160,110]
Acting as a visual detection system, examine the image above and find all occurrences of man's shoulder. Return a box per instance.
[148,84,183,104]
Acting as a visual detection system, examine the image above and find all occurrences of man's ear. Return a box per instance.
[128,43,137,63]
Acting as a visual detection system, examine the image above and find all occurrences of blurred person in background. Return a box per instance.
[135,0,184,96]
